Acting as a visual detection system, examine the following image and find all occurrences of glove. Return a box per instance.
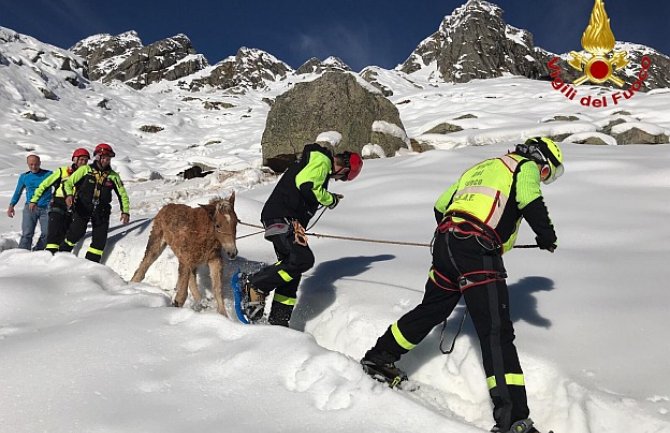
[328,193,343,210]
[535,236,557,252]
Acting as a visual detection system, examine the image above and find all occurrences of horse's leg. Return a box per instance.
[187,267,202,306]
[173,262,191,307]
[131,223,167,282]
[208,257,227,317]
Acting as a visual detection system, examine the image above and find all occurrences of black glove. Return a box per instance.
[535,236,557,252]
[328,193,343,210]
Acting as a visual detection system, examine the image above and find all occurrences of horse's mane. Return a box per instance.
[207,195,234,211]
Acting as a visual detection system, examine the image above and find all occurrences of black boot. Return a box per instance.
[268,301,293,327]
[360,350,407,388]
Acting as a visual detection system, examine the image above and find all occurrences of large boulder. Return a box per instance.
[261,71,409,172]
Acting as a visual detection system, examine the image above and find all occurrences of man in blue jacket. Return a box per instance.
[6,154,52,250]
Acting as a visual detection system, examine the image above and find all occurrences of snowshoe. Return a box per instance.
[360,358,408,389]
[231,271,266,324]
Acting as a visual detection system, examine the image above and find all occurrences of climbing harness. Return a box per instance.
[91,170,109,212]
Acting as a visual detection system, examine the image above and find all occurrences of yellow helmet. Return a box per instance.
[517,137,564,184]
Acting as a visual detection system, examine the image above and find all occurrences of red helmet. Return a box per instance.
[71,148,91,160]
[94,143,115,157]
[338,151,363,181]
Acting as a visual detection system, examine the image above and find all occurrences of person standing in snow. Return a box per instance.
[29,148,91,254]
[59,143,130,263]
[6,154,52,250]
[361,137,564,433]
[240,143,363,327]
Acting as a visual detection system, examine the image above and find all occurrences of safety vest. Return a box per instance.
[445,154,530,253]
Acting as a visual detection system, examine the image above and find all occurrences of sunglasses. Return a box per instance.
[542,163,564,185]
[332,167,350,180]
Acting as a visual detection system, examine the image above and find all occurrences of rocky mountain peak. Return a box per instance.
[296,56,351,74]
[399,0,549,82]
[72,32,208,89]
[187,46,292,91]
[70,31,143,81]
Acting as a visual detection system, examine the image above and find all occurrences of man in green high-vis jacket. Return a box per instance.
[362,137,564,433]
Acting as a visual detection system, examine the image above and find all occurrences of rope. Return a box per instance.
[238,219,537,249]
[306,206,328,231]
[439,308,468,354]
[306,232,431,247]
[236,229,265,240]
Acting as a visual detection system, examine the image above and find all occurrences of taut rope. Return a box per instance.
[238,220,537,249]
[237,220,430,247]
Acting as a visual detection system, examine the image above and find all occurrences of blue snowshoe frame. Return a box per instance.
[231,269,249,324]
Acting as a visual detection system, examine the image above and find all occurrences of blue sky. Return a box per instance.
[1,0,668,71]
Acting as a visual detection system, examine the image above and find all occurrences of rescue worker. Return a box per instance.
[361,137,564,433]
[29,148,91,254]
[241,143,363,327]
[7,154,52,250]
[59,143,130,262]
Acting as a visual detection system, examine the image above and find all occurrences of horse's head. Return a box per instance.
[206,192,238,259]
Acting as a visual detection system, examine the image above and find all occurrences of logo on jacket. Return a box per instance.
[546,0,651,108]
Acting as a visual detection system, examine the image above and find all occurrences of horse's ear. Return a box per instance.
[228,191,235,206]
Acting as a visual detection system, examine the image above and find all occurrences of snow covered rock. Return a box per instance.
[611,123,669,145]
[188,47,292,92]
[296,56,351,75]
[0,26,88,100]
[360,66,394,96]
[70,31,143,81]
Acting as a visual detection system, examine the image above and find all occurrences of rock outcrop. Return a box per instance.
[261,72,408,172]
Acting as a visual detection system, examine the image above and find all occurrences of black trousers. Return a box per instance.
[249,219,315,326]
[60,205,110,263]
[45,200,72,253]
[367,231,529,430]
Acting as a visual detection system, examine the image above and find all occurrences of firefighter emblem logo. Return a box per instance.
[567,0,627,86]
[546,0,651,108]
